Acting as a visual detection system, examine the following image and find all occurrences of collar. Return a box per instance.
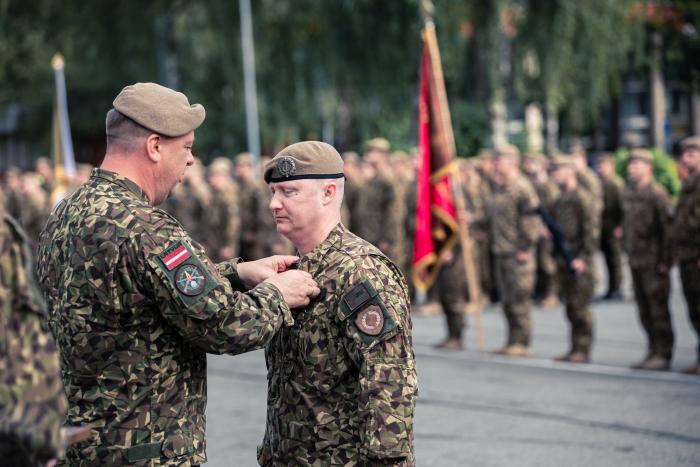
[91,168,150,203]
[297,223,347,277]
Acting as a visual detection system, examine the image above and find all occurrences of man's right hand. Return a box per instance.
[264,270,320,308]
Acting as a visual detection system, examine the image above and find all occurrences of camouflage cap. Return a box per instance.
[264,141,344,183]
[112,82,205,137]
[494,144,521,161]
[680,136,700,151]
[365,137,390,152]
[628,148,653,164]
[550,154,576,169]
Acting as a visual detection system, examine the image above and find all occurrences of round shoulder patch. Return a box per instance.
[355,305,385,336]
[174,264,207,296]
[277,156,296,177]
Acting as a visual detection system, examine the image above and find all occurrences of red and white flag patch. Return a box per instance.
[161,243,191,270]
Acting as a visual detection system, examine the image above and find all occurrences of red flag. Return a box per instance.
[412,23,459,291]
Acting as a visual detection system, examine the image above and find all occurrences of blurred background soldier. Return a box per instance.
[341,151,362,228]
[18,172,49,253]
[596,153,625,301]
[0,200,67,466]
[674,137,700,375]
[352,137,397,257]
[162,157,211,246]
[571,144,603,239]
[522,152,560,308]
[205,157,241,262]
[474,150,496,302]
[549,156,597,363]
[234,152,260,261]
[34,157,55,195]
[487,145,540,356]
[389,149,415,279]
[622,149,674,370]
[4,167,23,220]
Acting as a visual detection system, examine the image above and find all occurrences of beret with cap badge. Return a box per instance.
[264,141,344,183]
[112,82,205,137]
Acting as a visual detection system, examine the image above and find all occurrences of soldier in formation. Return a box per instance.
[260,141,417,466]
[596,153,625,301]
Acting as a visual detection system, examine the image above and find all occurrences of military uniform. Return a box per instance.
[352,174,397,256]
[487,175,540,349]
[551,188,597,358]
[577,165,603,238]
[526,174,560,302]
[258,224,417,466]
[0,212,67,466]
[205,180,241,262]
[238,178,260,260]
[600,174,624,297]
[38,169,293,466]
[161,177,211,247]
[672,170,700,365]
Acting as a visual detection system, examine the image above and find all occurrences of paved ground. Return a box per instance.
[204,264,700,466]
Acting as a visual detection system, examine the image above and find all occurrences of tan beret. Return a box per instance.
[264,141,344,183]
[550,154,576,169]
[628,148,653,164]
[680,136,700,151]
[113,82,205,137]
[365,137,390,152]
[234,152,254,165]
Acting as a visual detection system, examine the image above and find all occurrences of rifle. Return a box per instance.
[536,206,577,274]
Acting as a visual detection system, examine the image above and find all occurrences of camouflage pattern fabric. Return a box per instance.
[527,176,559,299]
[37,168,293,466]
[488,175,540,346]
[673,173,700,358]
[577,167,603,238]
[352,176,397,254]
[550,189,597,354]
[204,183,241,262]
[600,176,624,294]
[436,247,467,340]
[161,180,211,247]
[238,179,261,261]
[257,223,417,466]
[0,212,67,466]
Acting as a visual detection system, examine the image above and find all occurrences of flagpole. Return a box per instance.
[421,10,485,350]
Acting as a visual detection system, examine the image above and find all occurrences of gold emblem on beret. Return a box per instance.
[277,156,296,178]
[355,305,384,336]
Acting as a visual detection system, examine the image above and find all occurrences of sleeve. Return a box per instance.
[132,229,293,356]
[517,183,541,251]
[338,257,417,465]
[580,195,598,258]
[656,189,674,267]
[0,222,66,463]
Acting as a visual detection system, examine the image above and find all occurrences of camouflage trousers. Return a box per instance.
[630,266,674,359]
[535,236,558,299]
[558,266,594,354]
[494,254,535,346]
[437,252,467,340]
[473,229,492,300]
[679,260,700,359]
[600,229,623,294]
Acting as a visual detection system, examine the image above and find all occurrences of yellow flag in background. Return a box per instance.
[50,53,76,207]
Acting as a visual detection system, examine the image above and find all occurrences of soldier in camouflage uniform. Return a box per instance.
[259,141,417,466]
[352,138,398,257]
[673,137,700,374]
[37,83,319,466]
[474,150,496,301]
[235,152,261,260]
[341,151,362,230]
[596,154,624,300]
[571,145,603,239]
[0,201,67,466]
[487,145,541,356]
[549,156,598,363]
[522,152,560,308]
[162,158,211,247]
[622,149,674,370]
[205,157,241,262]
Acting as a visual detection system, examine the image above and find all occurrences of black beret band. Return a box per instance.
[267,173,345,183]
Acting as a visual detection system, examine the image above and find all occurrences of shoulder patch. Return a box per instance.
[154,240,217,302]
[340,278,398,345]
[160,241,191,270]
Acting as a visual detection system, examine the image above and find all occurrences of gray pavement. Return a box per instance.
[204,263,700,466]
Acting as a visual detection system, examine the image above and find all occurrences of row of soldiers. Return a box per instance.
[429,140,700,374]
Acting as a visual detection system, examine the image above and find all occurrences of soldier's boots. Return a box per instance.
[681,361,700,375]
[493,344,529,357]
[433,338,464,351]
[554,351,590,364]
[631,355,670,371]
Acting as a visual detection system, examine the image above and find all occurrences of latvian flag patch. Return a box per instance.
[160,242,191,270]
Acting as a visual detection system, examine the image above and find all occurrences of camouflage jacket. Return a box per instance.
[258,223,417,466]
[672,173,700,262]
[600,175,624,233]
[487,175,541,255]
[204,183,241,262]
[550,188,598,266]
[37,168,292,466]
[622,181,674,269]
[0,214,67,466]
[577,168,603,235]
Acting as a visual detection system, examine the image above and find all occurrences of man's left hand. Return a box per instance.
[237,255,299,288]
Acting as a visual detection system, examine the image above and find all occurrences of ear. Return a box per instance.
[321,182,337,205]
[145,134,163,163]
